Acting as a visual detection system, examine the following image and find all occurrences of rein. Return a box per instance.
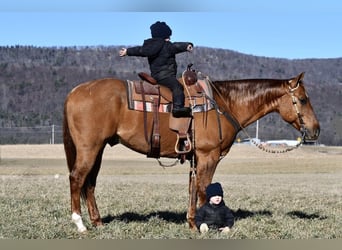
[156,74,307,168]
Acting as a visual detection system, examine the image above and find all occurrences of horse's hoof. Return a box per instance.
[92,219,104,227]
[78,227,87,234]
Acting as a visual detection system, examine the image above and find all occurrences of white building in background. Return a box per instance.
[265,140,300,146]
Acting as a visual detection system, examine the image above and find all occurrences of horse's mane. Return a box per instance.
[212,78,287,105]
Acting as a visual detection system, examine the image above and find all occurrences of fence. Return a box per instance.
[0,125,63,144]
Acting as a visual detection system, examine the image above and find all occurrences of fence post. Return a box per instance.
[51,124,55,144]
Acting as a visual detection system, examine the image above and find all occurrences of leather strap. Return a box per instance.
[140,80,149,144]
[148,95,161,158]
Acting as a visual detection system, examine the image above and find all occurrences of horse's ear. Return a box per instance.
[288,72,305,88]
[298,72,305,81]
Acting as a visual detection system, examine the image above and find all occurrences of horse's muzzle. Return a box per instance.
[304,126,320,142]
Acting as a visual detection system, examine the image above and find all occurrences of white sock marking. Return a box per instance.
[72,212,87,233]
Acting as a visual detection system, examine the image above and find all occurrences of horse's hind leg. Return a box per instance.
[83,146,105,227]
[69,145,104,233]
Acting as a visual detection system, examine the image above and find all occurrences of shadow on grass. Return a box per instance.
[102,208,273,225]
[286,210,327,220]
[233,208,272,221]
[102,211,187,224]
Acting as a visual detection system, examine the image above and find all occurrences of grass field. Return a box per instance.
[0,144,341,239]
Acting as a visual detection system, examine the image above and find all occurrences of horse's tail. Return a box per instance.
[63,100,76,174]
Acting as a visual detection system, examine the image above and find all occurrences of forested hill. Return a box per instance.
[0,45,341,145]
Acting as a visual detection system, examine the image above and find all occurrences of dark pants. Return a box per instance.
[158,77,185,108]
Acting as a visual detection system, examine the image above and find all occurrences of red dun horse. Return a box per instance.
[63,72,319,233]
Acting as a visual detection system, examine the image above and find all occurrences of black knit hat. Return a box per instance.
[206,182,224,200]
[150,21,172,39]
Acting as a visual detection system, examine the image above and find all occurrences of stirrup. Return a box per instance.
[175,133,192,154]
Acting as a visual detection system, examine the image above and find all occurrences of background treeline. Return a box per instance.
[0,45,341,145]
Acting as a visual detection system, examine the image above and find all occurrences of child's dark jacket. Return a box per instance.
[126,38,192,81]
[195,200,234,229]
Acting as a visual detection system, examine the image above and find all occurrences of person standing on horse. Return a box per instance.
[195,182,235,234]
[119,21,194,118]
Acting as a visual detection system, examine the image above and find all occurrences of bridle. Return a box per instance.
[288,81,307,142]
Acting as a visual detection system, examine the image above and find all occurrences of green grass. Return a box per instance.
[0,145,341,239]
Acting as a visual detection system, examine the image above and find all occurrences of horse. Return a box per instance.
[63,72,320,233]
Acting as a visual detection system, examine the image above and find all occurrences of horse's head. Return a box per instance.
[278,72,320,142]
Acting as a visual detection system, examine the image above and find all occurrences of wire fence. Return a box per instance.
[0,125,63,144]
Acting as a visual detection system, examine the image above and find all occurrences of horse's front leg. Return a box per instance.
[187,152,220,230]
[187,165,198,230]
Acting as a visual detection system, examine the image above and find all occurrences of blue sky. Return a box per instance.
[0,0,341,59]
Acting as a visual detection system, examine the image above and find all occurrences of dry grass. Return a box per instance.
[0,144,341,239]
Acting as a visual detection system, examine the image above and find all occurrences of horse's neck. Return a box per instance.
[216,80,285,128]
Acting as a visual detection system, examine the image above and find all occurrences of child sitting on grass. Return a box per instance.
[195,182,234,234]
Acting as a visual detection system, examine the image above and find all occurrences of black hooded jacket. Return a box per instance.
[126,38,193,81]
[195,200,235,230]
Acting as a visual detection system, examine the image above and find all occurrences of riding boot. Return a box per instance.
[172,106,192,118]
[172,98,192,118]
[158,77,192,118]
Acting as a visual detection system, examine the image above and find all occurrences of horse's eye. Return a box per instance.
[299,97,307,105]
